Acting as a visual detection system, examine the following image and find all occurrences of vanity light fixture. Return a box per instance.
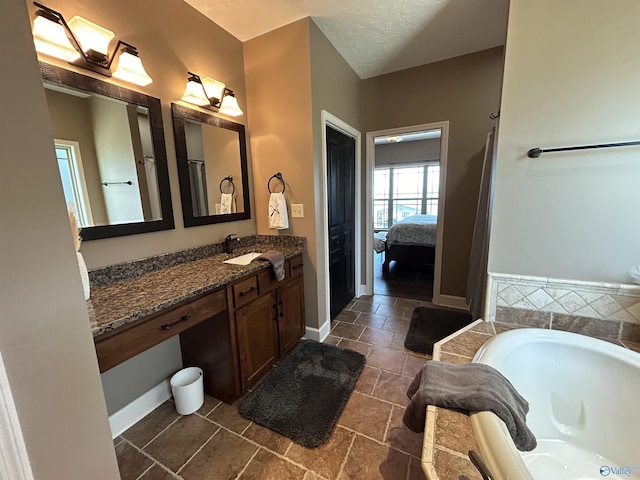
[31,2,152,86]
[181,72,243,117]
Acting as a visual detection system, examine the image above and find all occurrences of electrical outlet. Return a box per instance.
[291,204,304,218]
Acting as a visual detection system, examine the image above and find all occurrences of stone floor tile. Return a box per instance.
[353,313,387,329]
[340,434,409,480]
[242,423,292,455]
[337,392,392,441]
[138,464,176,479]
[335,309,360,324]
[115,441,153,480]
[349,301,380,314]
[207,400,252,434]
[239,449,305,479]
[359,327,395,347]
[384,406,424,458]
[179,429,258,480]
[122,401,180,448]
[403,354,427,378]
[143,414,218,472]
[337,338,371,357]
[408,457,427,480]
[354,365,380,395]
[366,345,407,374]
[286,426,354,479]
[196,395,222,417]
[331,322,366,340]
[324,335,341,345]
[372,371,412,406]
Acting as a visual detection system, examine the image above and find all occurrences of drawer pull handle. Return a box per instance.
[238,286,256,297]
[160,315,191,331]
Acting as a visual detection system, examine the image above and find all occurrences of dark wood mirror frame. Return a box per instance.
[40,61,175,241]
[171,103,251,227]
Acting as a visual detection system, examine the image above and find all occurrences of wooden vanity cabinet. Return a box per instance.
[93,253,305,405]
[230,254,306,392]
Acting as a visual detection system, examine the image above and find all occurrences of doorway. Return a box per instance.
[326,126,356,318]
[315,111,361,340]
[365,122,449,305]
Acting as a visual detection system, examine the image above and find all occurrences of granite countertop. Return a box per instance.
[88,236,305,338]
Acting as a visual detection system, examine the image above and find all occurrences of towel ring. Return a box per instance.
[267,172,286,193]
[219,176,235,195]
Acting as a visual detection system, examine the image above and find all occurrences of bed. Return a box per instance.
[379,214,437,272]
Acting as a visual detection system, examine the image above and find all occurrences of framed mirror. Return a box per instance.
[40,62,174,241]
[171,103,251,227]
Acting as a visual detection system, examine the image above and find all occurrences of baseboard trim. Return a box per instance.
[358,283,371,297]
[108,380,172,439]
[433,294,468,311]
[304,321,331,342]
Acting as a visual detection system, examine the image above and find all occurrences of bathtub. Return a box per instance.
[470,328,640,480]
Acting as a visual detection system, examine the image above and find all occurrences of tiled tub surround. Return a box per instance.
[485,272,640,344]
[422,318,640,480]
[88,235,306,336]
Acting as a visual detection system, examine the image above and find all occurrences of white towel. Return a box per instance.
[268,192,289,229]
[220,193,236,214]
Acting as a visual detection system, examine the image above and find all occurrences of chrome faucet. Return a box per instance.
[224,234,239,254]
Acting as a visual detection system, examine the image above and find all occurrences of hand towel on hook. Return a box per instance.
[269,192,289,229]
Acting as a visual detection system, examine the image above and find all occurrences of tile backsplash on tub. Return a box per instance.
[485,272,640,345]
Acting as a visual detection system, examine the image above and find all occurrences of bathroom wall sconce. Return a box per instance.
[31,2,152,86]
[181,72,243,117]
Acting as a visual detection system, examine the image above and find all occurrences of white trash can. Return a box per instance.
[170,367,204,415]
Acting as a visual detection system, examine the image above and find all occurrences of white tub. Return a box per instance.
[470,328,640,480]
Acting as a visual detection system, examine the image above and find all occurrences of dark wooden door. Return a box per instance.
[326,126,356,319]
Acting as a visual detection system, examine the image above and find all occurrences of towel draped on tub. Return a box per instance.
[403,360,537,452]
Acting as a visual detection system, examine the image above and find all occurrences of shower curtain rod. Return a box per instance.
[527,140,640,158]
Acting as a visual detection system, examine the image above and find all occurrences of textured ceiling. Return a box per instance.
[184,0,509,79]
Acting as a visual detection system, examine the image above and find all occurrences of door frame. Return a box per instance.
[365,121,450,305]
[317,110,361,339]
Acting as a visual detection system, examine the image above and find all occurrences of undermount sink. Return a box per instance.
[223,252,262,265]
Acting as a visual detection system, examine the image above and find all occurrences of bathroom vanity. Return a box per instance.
[89,236,305,404]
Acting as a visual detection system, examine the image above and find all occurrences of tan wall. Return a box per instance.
[362,47,505,297]
[308,19,363,327]
[489,0,640,284]
[22,0,255,414]
[27,0,256,270]
[244,19,362,330]
[0,1,120,477]
[243,19,318,325]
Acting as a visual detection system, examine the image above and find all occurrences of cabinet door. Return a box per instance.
[235,292,278,390]
[277,276,305,356]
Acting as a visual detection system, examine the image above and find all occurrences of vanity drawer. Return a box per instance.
[232,276,258,308]
[258,260,290,294]
[95,288,227,373]
[289,255,304,278]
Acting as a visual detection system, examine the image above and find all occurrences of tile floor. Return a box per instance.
[115,294,441,480]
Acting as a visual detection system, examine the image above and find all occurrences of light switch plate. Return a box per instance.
[291,204,304,218]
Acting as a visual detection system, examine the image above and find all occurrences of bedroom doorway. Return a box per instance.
[365,122,449,304]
